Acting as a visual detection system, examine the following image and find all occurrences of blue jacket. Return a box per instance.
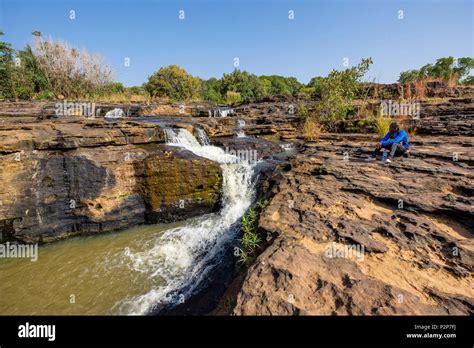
[380,129,410,149]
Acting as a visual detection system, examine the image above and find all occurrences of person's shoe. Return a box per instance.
[384,158,392,163]
[366,156,376,161]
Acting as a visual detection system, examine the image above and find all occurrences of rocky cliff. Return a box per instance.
[0,117,223,243]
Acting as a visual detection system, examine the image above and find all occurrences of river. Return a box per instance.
[0,128,256,315]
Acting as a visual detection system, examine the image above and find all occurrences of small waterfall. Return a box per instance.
[236,129,246,138]
[209,107,234,118]
[105,108,124,119]
[116,127,255,314]
[195,127,211,146]
[236,119,246,138]
[163,127,201,148]
[280,143,295,151]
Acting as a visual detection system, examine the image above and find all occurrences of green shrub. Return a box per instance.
[297,103,308,118]
[237,200,269,265]
[225,91,242,105]
[311,58,373,131]
[144,64,201,101]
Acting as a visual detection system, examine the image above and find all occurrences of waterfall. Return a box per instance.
[115,127,255,314]
[195,127,211,146]
[209,107,234,118]
[105,108,124,119]
[236,129,246,138]
[236,119,246,138]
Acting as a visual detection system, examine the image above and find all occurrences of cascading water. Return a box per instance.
[115,127,256,314]
[209,107,234,118]
[195,127,211,146]
[236,119,246,138]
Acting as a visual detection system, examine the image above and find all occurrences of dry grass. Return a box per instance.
[374,115,392,138]
[88,93,151,103]
[302,118,321,141]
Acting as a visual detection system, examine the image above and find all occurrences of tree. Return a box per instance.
[0,31,14,99]
[258,75,302,96]
[201,77,223,103]
[461,75,474,85]
[220,69,267,102]
[311,58,373,131]
[32,35,113,98]
[306,76,324,95]
[398,57,474,84]
[10,45,50,99]
[144,64,201,101]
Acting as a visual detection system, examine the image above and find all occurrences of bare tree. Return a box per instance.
[32,34,113,98]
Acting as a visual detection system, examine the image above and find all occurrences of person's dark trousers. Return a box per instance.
[371,142,407,158]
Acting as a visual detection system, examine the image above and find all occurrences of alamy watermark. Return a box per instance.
[55,100,99,117]
[0,242,38,261]
[380,100,420,119]
[324,242,365,261]
[224,147,258,164]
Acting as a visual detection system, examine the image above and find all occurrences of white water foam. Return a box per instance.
[209,108,234,118]
[236,129,246,138]
[114,127,255,314]
[195,127,211,146]
[236,119,246,138]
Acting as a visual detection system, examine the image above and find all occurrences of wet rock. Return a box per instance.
[0,118,222,243]
[137,147,222,223]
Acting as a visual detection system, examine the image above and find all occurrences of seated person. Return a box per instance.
[367,122,410,162]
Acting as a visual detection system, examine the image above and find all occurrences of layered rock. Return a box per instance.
[417,97,474,135]
[234,134,473,315]
[0,118,222,243]
[137,146,222,223]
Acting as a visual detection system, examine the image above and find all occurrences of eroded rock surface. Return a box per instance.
[0,118,222,243]
[234,134,474,315]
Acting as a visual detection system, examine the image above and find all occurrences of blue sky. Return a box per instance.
[1,0,472,86]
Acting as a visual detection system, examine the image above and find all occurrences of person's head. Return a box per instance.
[389,122,399,133]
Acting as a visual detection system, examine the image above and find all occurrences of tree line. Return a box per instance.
[0,32,472,102]
[398,57,474,86]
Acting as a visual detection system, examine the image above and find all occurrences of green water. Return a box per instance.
[0,222,184,315]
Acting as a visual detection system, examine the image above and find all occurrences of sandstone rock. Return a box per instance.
[137,146,222,223]
[0,118,222,243]
[234,134,474,315]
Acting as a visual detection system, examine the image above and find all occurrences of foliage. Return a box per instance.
[10,45,51,99]
[240,208,260,252]
[258,75,302,96]
[0,31,14,99]
[201,77,223,103]
[310,58,373,131]
[375,115,392,138]
[225,91,242,105]
[398,56,474,85]
[144,64,201,101]
[220,69,268,103]
[461,75,474,85]
[237,199,268,265]
[297,103,308,118]
[31,35,113,98]
[306,76,324,95]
